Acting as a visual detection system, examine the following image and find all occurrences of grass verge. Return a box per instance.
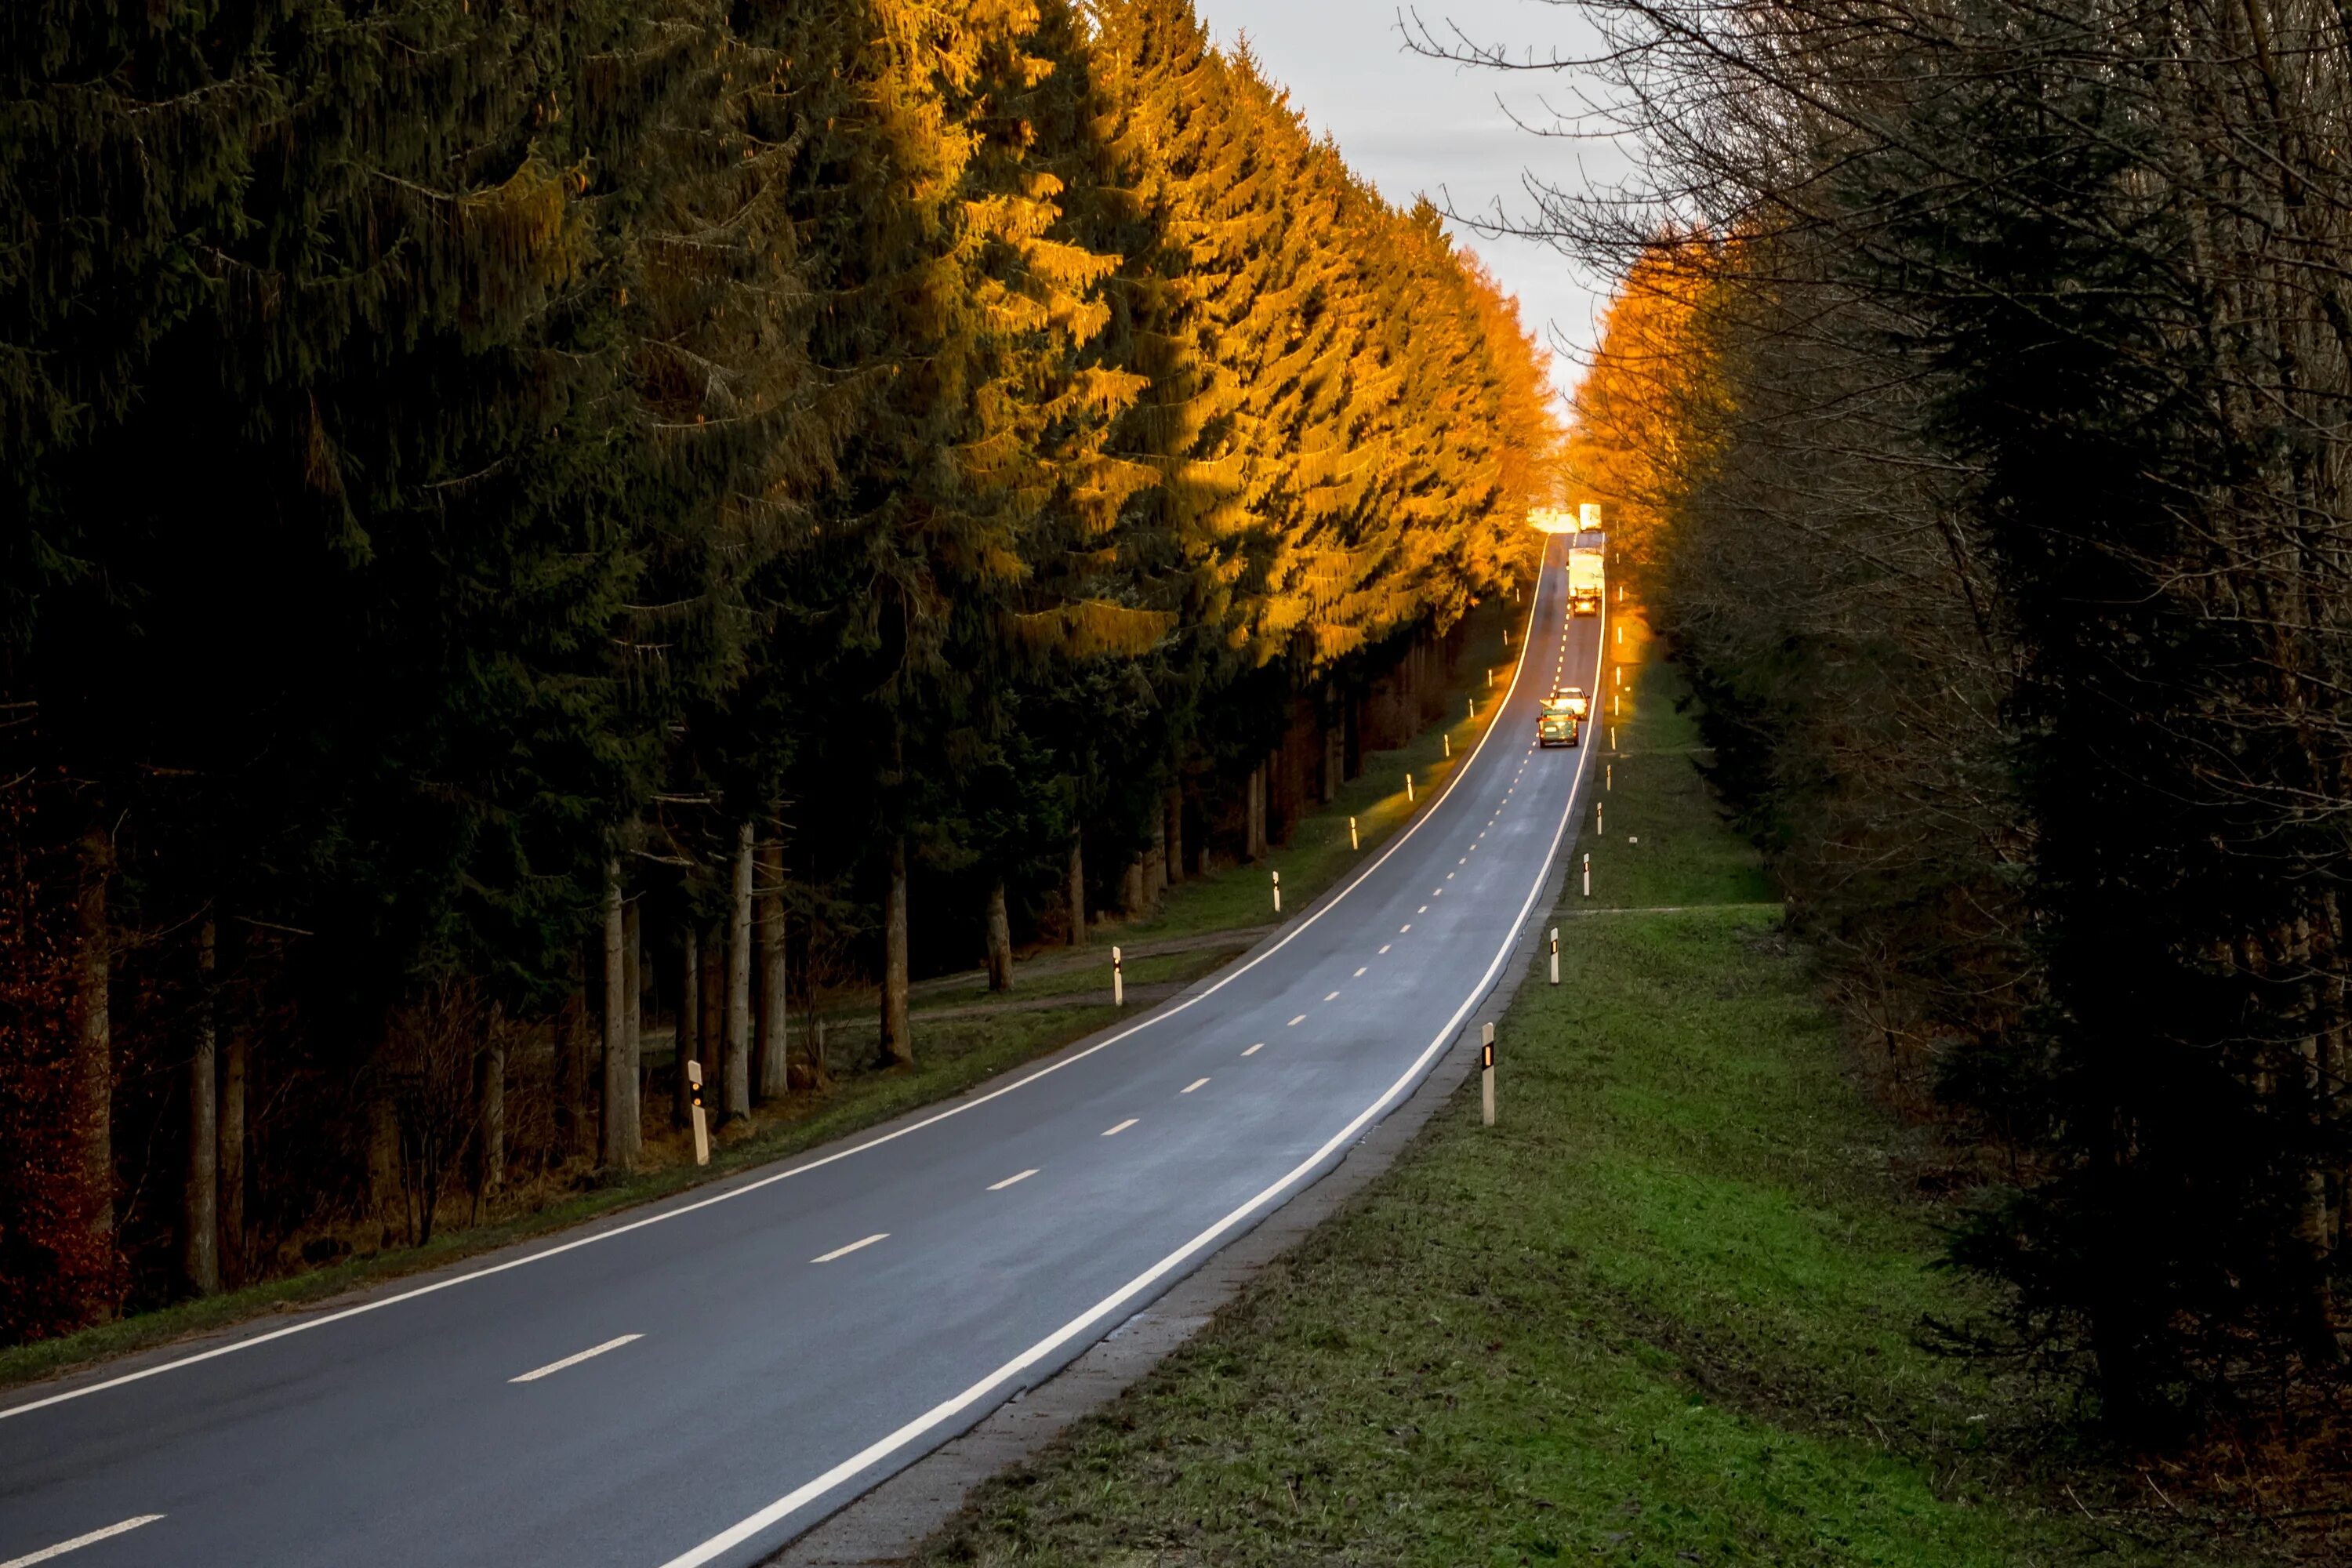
[0,601,1519,1394]
[913,616,2252,1568]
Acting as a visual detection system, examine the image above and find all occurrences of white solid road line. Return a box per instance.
[1181,1078,1210,1094]
[1101,1119,1138,1137]
[655,575,1606,1568]
[0,1515,166,1568]
[0,564,1556,1428]
[510,1334,643,1385]
[1243,1044,1265,1056]
[988,1170,1039,1191]
[811,1234,888,1264]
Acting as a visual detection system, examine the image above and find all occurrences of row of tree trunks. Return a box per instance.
[1165,789,1185,885]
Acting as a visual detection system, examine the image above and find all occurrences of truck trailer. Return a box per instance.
[1568,532,1605,616]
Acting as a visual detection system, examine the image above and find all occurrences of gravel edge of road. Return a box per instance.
[766,741,1588,1568]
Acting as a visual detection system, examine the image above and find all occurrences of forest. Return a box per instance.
[0,0,1559,1343]
[1535,0,2352,1430]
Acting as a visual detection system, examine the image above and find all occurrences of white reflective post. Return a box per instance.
[1582,852,1591,898]
[1112,945,1123,1007]
[1480,1022,1496,1126]
[1272,871,1282,914]
[1548,927,1559,985]
[687,1059,710,1167]
[1349,815,1359,851]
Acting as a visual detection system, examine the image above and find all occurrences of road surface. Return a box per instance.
[0,544,1605,1568]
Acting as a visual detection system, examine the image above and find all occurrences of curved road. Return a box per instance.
[0,543,1604,1568]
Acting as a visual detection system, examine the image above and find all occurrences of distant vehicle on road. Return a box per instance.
[1569,531,1605,615]
[1554,685,1589,720]
[1538,694,1582,748]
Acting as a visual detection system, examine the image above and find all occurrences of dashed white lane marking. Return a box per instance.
[1243,1043,1265,1057]
[1353,966,1367,977]
[1323,990,1341,1002]
[0,1515,167,1567]
[510,1334,643,1384]
[1101,1119,1138,1138]
[813,1235,889,1264]
[1287,1014,1307,1027]
[1399,923,1412,932]
[1378,944,1392,954]
[1181,1077,1210,1094]
[989,1169,1039,1191]
[1417,906,1427,914]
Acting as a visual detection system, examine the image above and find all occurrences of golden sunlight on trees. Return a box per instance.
[1563,236,1718,571]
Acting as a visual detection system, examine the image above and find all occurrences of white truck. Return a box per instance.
[1567,532,1606,616]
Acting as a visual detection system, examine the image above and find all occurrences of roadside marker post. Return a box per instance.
[1468,696,1476,721]
[1406,772,1415,803]
[1112,946,1123,1007]
[1606,762,1613,792]
[1443,733,1450,758]
[1610,727,1617,750]
[1480,1023,1496,1126]
[1349,815,1359,851]
[687,1060,710,1167]
[1582,853,1591,898]
[1272,871,1282,914]
[1596,801,1603,834]
[1549,927,1559,985]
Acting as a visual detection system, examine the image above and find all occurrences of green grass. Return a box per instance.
[2,604,1519,1394]
[915,623,2241,1568]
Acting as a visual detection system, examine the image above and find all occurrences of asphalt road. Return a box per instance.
[0,543,1606,1568]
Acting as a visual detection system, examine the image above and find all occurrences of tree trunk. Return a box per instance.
[1145,815,1167,903]
[1244,765,1266,861]
[725,821,753,1120]
[70,810,113,1302]
[673,924,701,1130]
[879,835,912,1067]
[985,878,1014,993]
[475,1026,505,1197]
[183,920,219,1298]
[699,927,724,1118]
[1164,789,1185,885]
[623,895,644,1123]
[757,831,790,1098]
[1121,854,1145,916]
[599,863,636,1173]
[1323,718,1344,804]
[1065,835,1087,946]
[220,1019,245,1288]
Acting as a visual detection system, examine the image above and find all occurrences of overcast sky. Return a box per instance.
[1189,1,1624,402]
